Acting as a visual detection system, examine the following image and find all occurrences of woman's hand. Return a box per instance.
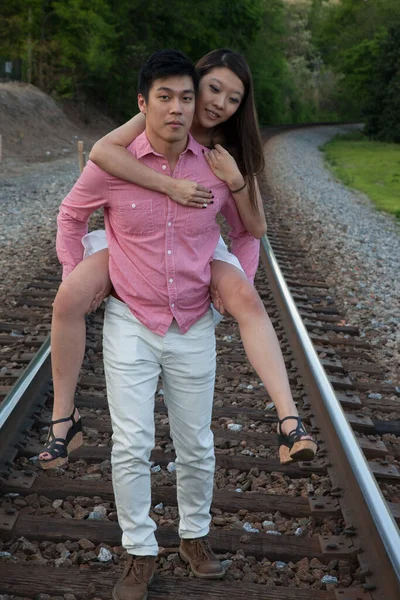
[204,144,244,190]
[210,283,226,315]
[166,179,214,208]
[87,291,107,313]
[87,282,113,313]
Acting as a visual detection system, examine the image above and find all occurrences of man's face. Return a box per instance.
[138,75,195,144]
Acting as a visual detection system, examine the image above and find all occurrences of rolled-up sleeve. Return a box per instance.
[219,194,260,284]
[57,162,110,279]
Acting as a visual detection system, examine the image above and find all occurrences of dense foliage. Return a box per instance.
[1,0,400,136]
[310,0,400,141]
[0,0,283,123]
[363,22,400,143]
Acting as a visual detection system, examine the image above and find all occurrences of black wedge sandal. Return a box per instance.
[277,416,318,465]
[39,408,83,470]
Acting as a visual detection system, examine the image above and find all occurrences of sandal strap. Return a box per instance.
[50,408,77,427]
[278,416,316,446]
[41,407,78,459]
[41,437,68,459]
[278,416,302,435]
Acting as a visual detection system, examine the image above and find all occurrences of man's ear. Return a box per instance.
[138,94,147,115]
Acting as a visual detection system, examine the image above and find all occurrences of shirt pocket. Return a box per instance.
[185,197,220,236]
[116,192,155,236]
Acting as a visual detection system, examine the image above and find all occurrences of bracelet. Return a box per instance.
[230,182,246,194]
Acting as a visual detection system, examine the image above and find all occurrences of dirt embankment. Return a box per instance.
[0,82,117,176]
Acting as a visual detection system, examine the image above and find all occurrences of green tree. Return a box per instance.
[364,22,400,142]
[106,0,265,119]
[310,0,400,118]
[0,0,296,124]
[0,0,47,82]
[245,0,289,124]
[311,0,400,66]
[51,0,116,98]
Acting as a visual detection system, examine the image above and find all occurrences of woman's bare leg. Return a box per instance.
[39,249,111,461]
[211,260,309,439]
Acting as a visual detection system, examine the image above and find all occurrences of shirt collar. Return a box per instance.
[135,131,201,160]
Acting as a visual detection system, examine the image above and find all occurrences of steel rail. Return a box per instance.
[260,234,400,599]
[0,335,51,472]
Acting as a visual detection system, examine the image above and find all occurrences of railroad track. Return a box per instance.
[0,131,399,600]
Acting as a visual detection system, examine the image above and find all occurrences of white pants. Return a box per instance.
[103,296,216,556]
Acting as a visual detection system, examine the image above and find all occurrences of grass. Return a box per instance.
[320,131,400,218]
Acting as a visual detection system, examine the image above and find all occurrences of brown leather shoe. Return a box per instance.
[112,554,156,600]
[180,536,225,578]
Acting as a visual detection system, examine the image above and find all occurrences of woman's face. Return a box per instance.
[196,67,245,129]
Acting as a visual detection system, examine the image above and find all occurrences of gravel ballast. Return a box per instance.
[264,125,400,385]
[1,126,398,385]
[0,158,82,307]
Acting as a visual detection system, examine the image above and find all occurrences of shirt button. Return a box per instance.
[171,303,175,308]
[167,222,172,227]
[169,278,173,283]
[131,203,136,208]
[167,250,172,255]
[162,165,167,170]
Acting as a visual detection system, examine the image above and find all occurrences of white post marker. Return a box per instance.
[78,140,85,173]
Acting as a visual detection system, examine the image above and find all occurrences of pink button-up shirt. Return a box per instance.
[57,132,260,335]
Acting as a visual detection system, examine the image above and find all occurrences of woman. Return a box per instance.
[39,49,317,469]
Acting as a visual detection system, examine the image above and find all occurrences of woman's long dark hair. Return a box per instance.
[196,49,265,212]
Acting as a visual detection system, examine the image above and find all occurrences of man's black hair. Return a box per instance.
[138,49,198,101]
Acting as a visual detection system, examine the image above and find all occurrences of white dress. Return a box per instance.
[82,229,245,325]
[82,229,244,272]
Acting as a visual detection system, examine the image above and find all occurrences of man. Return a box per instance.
[57,50,259,600]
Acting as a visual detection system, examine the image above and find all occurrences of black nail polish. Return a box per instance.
[210,201,214,204]
[202,205,207,209]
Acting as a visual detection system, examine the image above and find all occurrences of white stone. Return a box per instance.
[241,449,254,456]
[321,575,338,584]
[88,505,107,520]
[93,505,107,517]
[154,503,164,514]
[243,522,259,533]
[227,423,242,432]
[97,547,113,562]
[262,520,275,529]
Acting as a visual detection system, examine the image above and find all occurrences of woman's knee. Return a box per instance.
[220,276,263,315]
[52,280,90,319]
[53,251,111,319]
